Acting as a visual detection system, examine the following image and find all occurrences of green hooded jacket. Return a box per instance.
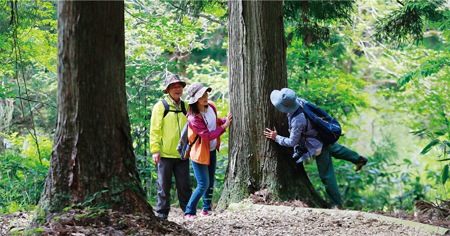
[150,95,187,158]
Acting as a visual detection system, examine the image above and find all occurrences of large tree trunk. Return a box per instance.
[218,0,327,209]
[35,1,152,222]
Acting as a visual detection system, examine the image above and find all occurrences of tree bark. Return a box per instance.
[218,0,328,209]
[35,1,152,222]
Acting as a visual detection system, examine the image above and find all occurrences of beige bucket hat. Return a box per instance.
[187,82,212,105]
[163,74,186,93]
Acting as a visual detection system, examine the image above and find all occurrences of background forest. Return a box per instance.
[0,0,449,215]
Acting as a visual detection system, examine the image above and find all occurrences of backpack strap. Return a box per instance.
[161,99,187,118]
[190,134,200,146]
[161,99,170,118]
[291,103,310,143]
[290,107,303,123]
[181,101,187,116]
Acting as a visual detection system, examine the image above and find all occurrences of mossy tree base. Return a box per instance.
[34,0,153,225]
[218,0,328,210]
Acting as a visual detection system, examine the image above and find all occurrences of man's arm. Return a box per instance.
[150,101,164,163]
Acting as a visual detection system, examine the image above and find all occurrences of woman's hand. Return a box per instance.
[222,112,233,129]
[263,127,277,140]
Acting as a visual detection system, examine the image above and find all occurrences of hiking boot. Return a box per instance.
[200,209,209,216]
[354,156,368,171]
[157,213,168,220]
[183,214,196,219]
[331,205,343,210]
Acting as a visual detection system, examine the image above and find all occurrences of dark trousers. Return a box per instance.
[156,157,192,215]
[316,143,361,207]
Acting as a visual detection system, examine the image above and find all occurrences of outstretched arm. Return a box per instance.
[264,115,305,147]
[263,127,278,140]
[275,117,304,147]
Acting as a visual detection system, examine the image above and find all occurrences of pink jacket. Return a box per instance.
[187,101,227,165]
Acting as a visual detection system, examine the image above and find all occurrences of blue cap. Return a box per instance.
[270,88,300,113]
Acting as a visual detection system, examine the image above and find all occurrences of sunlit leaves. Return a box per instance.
[420,139,441,155]
[442,164,449,184]
[398,57,450,87]
[444,141,450,149]
[286,35,370,122]
[186,57,228,98]
[0,0,58,133]
[124,0,228,156]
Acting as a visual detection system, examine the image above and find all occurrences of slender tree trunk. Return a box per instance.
[35,1,152,222]
[218,0,327,209]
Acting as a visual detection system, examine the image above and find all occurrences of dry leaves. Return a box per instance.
[0,209,190,235]
[172,207,433,236]
[0,202,446,235]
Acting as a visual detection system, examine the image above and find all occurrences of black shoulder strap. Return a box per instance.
[161,99,170,118]
[291,103,309,141]
[190,134,200,146]
[162,99,187,118]
[181,101,187,116]
[290,107,303,123]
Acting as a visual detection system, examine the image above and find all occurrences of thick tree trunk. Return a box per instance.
[218,1,327,209]
[35,1,152,222]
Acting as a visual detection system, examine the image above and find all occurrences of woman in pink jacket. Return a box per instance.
[184,82,232,219]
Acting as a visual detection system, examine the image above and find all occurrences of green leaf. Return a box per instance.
[409,128,427,135]
[420,139,440,155]
[438,158,450,162]
[442,164,449,185]
[434,130,446,136]
[421,61,428,69]
[403,158,411,164]
[398,72,413,87]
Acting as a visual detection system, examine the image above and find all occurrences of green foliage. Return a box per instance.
[0,0,58,134]
[163,0,228,23]
[420,139,441,155]
[286,34,370,122]
[125,0,228,156]
[375,0,448,44]
[443,164,449,185]
[398,57,450,87]
[305,106,443,211]
[0,133,51,214]
[0,0,449,216]
[284,0,354,46]
[136,155,157,205]
[284,0,354,22]
[186,58,228,99]
[282,0,450,212]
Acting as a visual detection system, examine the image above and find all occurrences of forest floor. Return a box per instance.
[1,192,449,235]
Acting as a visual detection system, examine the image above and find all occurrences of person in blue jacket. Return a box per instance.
[264,88,368,208]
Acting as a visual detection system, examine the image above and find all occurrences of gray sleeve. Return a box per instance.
[275,115,305,147]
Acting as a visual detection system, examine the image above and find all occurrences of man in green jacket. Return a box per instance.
[150,74,191,219]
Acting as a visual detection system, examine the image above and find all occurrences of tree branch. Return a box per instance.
[168,2,227,27]
[197,13,227,27]
[397,0,404,6]
[15,96,56,108]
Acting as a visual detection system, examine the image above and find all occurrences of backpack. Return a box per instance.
[161,98,192,159]
[292,100,342,145]
[177,123,200,160]
[161,99,187,118]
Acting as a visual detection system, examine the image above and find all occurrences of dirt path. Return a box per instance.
[0,205,445,235]
[170,206,436,236]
